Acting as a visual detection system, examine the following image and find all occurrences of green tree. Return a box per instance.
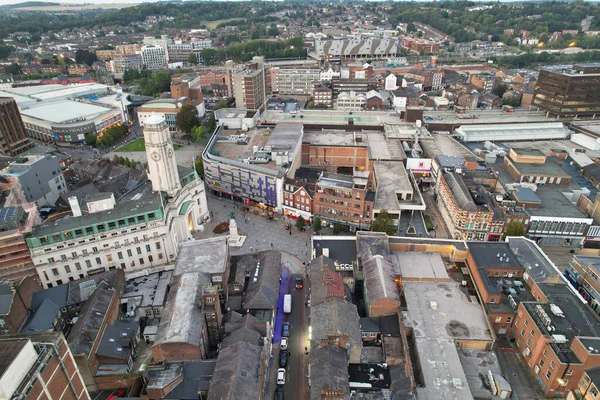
[128,159,137,169]
[188,53,198,65]
[313,217,322,233]
[5,63,21,76]
[371,210,396,236]
[268,24,279,37]
[333,222,343,235]
[195,157,204,178]
[175,104,199,133]
[492,83,509,97]
[85,133,97,146]
[407,22,416,33]
[192,125,206,142]
[113,154,119,163]
[503,220,526,239]
[295,216,306,231]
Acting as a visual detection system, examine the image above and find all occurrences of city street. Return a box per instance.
[282,273,307,400]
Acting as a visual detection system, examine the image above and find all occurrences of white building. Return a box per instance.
[137,98,205,131]
[142,45,168,69]
[320,67,340,82]
[26,115,210,288]
[142,35,172,50]
[335,91,366,111]
[385,73,398,91]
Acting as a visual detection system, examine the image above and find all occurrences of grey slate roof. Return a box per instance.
[165,360,217,399]
[207,341,263,400]
[309,344,349,400]
[310,297,362,352]
[30,284,68,310]
[359,317,380,333]
[20,297,61,334]
[66,269,125,306]
[0,338,29,377]
[0,281,14,315]
[67,282,117,356]
[243,251,281,310]
[444,172,476,211]
[362,254,400,305]
[96,320,139,360]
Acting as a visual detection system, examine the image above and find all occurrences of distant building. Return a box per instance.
[533,64,600,118]
[270,66,320,95]
[137,98,204,131]
[109,53,144,74]
[0,97,32,156]
[0,202,40,279]
[335,91,366,111]
[313,37,400,60]
[228,57,268,112]
[141,45,168,69]
[0,276,41,334]
[312,85,333,107]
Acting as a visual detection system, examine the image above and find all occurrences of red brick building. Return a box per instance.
[200,71,226,87]
[282,179,313,222]
[0,276,42,335]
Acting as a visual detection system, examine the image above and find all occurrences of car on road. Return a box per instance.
[279,350,287,367]
[274,387,284,400]
[295,277,303,289]
[277,368,286,385]
[282,322,290,337]
[280,337,288,350]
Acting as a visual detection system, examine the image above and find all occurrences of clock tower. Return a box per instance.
[143,114,181,196]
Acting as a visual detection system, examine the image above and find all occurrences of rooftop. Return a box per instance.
[121,270,173,311]
[348,363,391,390]
[206,341,263,400]
[373,161,417,212]
[96,320,138,360]
[403,281,492,400]
[312,236,357,267]
[310,297,362,351]
[174,237,229,276]
[214,108,256,120]
[422,109,551,126]
[153,273,205,347]
[362,253,400,305]
[506,237,560,284]
[575,256,600,276]
[21,100,115,124]
[526,188,590,219]
[243,251,282,310]
[455,122,569,143]
[443,172,478,212]
[309,345,349,400]
[391,251,449,281]
[308,255,348,306]
[468,242,522,270]
[508,157,570,178]
[0,338,29,378]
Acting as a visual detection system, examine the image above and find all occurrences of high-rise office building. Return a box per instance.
[533,64,600,118]
[0,97,32,156]
[228,57,268,112]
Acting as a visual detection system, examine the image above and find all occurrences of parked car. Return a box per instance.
[295,277,303,289]
[280,337,288,350]
[282,322,290,337]
[279,350,287,367]
[277,368,286,385]
[274,387,284,400]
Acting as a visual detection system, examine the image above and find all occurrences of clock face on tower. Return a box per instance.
[168,148,173,158]
[151,152,161,162]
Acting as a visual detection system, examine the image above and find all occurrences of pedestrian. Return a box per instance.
[250,246,253,252]
[271,243,273,247]
[289,230,292,236]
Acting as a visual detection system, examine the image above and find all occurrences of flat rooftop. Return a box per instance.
[468,242,521,270]
[121,270,173,308]
[506,237,560,284]
[302,129,367,147]
[391,251,449,281]
[262,109,390,125]
[21,100,115,124]
[211,127,282,171]
[421,134,474,159]
[174,237,229,276]
[484,276,536,314]
[403,281,492,400]
[215,108,256,120]
[373,161,414,212]
[422,109,551,125]
[317,172,362,190]
[526,189,589,219]
[509,157,570,178]
[456,122,569,142]
[312,236,357,266]
[575,256,600,275]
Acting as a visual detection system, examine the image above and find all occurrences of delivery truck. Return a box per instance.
[284,294,292,313]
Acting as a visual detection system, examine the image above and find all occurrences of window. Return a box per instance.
[234,284,241,291]
[495,317,502,323]
[106,255,113,263]
[146,245,151,253]
[158,253,163,260]
[530,330,535,336]
[139,258,144,265]
[362,332,367,338]
[156,242,161,250]
[85,260,92,268]
[206,297,214,303]
[539,359,545,368]
[526,338,531,346]
[82,249,88,256]
[71,252,77,258]
[148,255,153,263]
[524,320,529,327]
[550,361,555,369]
[545,370,551,379]
[95,257,101,265]
[118,252,123,260]
[64,265,71,273]
[75,262,81,271]
[212,275,223,282]
[47,257,55,263]
[506,317,512,323]
[137,247,142,255]
[52,268,59,276]
[521,329,525,336]
[591,387,599,396]
[490,298,496,303]
[127,249,133,257]
[92,247,98,253]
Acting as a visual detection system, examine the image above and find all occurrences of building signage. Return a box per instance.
[52,122,96,142]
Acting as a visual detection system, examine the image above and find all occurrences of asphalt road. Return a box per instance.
[283,273,306,400]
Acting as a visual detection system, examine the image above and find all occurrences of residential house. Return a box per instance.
[145,360,217,400]
[282,179,313,222]
[309,344,349,400]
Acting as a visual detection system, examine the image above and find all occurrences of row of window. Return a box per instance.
[46,241,162,265]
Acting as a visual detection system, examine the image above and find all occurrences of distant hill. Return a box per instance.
[3,1,61,8]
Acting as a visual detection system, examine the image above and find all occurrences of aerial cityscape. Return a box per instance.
[3,1,600,400]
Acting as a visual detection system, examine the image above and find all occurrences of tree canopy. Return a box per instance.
[503,220,526,239]
[371,210,396,236]
[176,104,199,134]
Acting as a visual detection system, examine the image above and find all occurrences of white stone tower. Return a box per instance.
[144,114,181,197]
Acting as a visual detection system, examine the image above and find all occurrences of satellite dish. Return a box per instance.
[177,102,182,108]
